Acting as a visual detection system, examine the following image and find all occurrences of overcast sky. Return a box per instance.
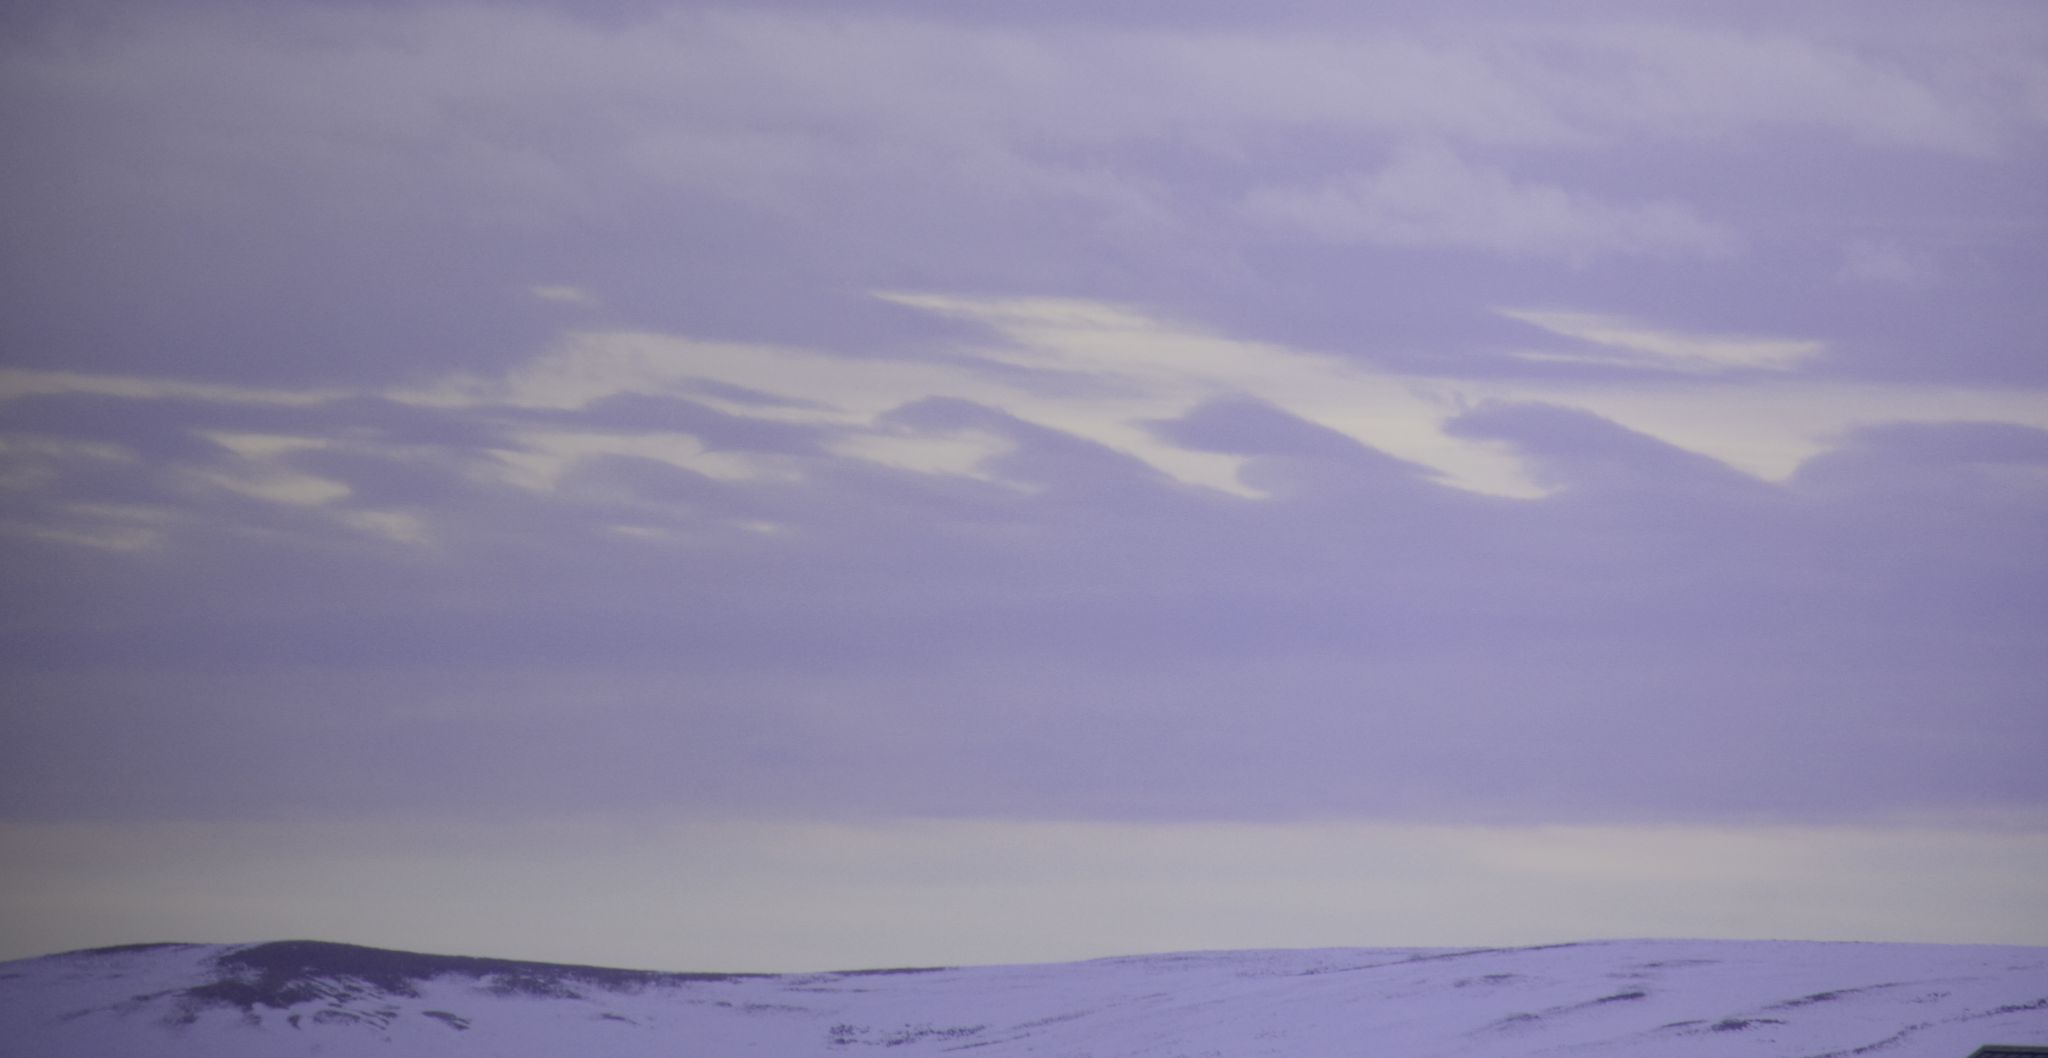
[2,0,2045,971]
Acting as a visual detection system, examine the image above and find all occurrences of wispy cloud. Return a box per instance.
[0,370,343,406]
[1243,145,1739,263]
[7,297,2044,522]
[1497,308,1824,372]
[1,295,2044,849]
[529,284,601,307]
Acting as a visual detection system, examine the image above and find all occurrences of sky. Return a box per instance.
[1,0,2045,972]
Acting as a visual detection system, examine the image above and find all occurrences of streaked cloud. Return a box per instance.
[1497,308,1824,372]
[0,370,342,407]
[0,436,134,491]
[494,429,795,489]
[189,433,353,507]
[7,296,2048,520]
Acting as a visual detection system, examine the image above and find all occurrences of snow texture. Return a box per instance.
[1,938,2044,1057]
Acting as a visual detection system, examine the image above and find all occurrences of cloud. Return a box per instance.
[3,293,2045,831]
[9,3,2043,394]
[0,435,133,490]
[8,292,2047,535]
[1497,308,1823,372]
[492,429,795,491]
[1445,402,1783,508]
[1242,145,1739,263]
[876,293,1533,495]
[0,370,341,406]
[1472,377,2048,483]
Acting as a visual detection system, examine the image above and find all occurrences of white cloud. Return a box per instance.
[490,430,794,490]
[191,467,351,508]
[395,332,887,420]
[202,432,328,460]
[191,432,352,506]
[1472,379,2048,483]
[827,428,1017,482]
[1242,145,1739,263]
[341,510,431,546]
[873,293,2048,492]
[383,293,2048,500]
[878,291,1508,495]
[1498,308,1824,372]
[8,294,2045,521]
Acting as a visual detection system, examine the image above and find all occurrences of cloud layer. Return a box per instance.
[3,291,2044,827]
[1,0,2044,833]
[6,1,2047,384]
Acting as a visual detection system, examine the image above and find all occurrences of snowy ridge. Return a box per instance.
[1,938,2044,1057]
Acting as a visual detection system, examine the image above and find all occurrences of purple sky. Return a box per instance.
[2,0,2045,968]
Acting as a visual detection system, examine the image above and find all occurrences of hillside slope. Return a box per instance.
[1,938,2043,1056]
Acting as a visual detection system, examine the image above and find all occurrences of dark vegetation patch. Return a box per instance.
[483,974,584,999]
[173,940,769,1016]
[1775,990,1847,1008]
[1011,1009,1093,1030]
[1634,958,1717,970]
[1300,943,1580,977]
[1796,1020,1935,1057]
[309,1006,398,1029]
[828,1022,986,1047]
[830,965,951,977]
[1711,1017,1786,1032]
[75,943,200,958]
[221,940,761,990]
[1977,997,2048,1016]
[421,1009,470,1031]
[878,1023,985,1046]
[182,977,338,1012]
[1767,983,1903,1010]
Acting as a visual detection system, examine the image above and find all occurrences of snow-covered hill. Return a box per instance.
[1,938,2042,1057]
